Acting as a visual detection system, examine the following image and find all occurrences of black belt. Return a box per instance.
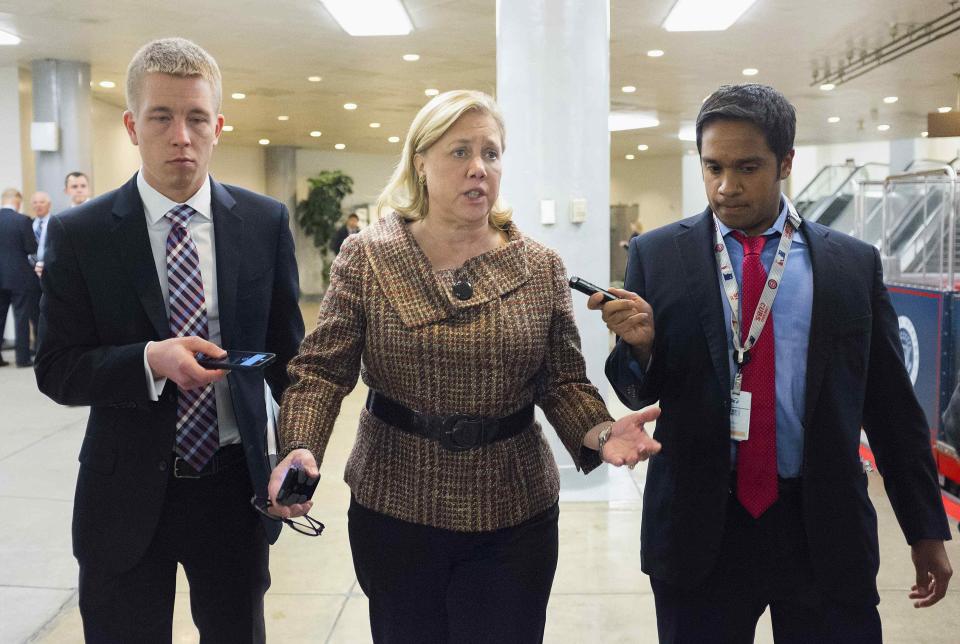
[365,390,534,452]
[172,443,245,479]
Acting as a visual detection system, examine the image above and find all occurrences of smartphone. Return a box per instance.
[276,467,320,506]
[195,350,276,371]
[569,276,618,303]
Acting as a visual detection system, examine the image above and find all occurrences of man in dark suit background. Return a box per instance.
[0,188,39,367]
[35,38,304,642]
[591,84,951,643]
[329,211,360,254]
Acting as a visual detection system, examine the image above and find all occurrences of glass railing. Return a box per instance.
[794,163,889,234]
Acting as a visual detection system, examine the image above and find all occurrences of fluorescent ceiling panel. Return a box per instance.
[0,30,20,45]
[320,0,413,36]
[663,0,758,32]
[608,111,660,131]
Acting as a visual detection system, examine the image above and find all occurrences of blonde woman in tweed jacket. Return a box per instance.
[267,90,661,643]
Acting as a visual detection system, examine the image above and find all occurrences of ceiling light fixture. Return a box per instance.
[334,143,346,150]
[877,124,890,131]
[827,116,840,123]
[319,0,413,36]
[663,0,759,31]
[307,76,322,82]
[231,92,246,100]
[424,88,439,97]
[403,54,420,61]
[677,123,697,142]
[0,30,21,46]
[388,136,400,143]
[819,83,835,91]
[98,80,116,89]
[647,49,665,57]
[883,96,899,104]
[310,131,322,137]
[939,106,952,113]
[625,154,635,160]
[369,122,381,128]
[277,115,289,121]
[921,131,929,137]
[638,144,649,151]
[258,138,270,145]
[343,103,358,110]
[621,85,637,93]
[741,68,758,76]
[222,125,234,132]
[608,111,660,131]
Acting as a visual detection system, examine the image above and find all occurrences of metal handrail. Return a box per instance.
[903,158,954,172]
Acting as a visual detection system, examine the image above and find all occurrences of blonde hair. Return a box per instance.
[377,90,513,228]
[126,38,222,114]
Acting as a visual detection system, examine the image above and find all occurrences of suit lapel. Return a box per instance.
[211,179,241,348]
[111,175,169,340]
[802,221,844,430]
[675,209,731,397]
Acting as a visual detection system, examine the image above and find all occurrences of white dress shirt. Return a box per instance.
[138,171,240,446]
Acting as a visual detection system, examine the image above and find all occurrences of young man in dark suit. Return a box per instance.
[591,84,951,643]
[0,188,39,367]
[35,38,304,642]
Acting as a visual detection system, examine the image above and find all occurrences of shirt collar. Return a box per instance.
[716,194,805,245]
[137,170,212,225]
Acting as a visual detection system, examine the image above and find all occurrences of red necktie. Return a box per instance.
[731,231,778,518]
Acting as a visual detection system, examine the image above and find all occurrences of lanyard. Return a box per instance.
[712,200,802,394]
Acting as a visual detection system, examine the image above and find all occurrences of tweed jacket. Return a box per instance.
[280,212,612,531]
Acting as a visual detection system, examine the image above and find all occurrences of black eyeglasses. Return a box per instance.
[250,496,325,537]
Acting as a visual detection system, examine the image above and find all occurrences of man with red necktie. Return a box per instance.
[35,38,303,642]
[593,84,951,643]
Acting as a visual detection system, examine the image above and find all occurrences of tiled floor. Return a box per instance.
[2,338,959,643]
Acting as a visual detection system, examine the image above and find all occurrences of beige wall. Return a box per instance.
[610,154,684,233]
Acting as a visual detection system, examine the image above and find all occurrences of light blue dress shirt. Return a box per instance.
[34,216,48,261]
[717,196,812,478]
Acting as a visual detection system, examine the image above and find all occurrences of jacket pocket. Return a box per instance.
[78,433,117,475]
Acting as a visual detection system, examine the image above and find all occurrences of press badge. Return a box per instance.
[729,390,751,441]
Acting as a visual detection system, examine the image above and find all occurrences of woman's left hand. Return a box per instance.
[602,405,662,467]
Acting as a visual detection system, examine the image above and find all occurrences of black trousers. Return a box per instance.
[348,497,559,644]
[652,478,882,644]
[0,287,37,365]
[78,451,270,644]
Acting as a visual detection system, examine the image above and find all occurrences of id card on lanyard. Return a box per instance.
[712,200,802,441]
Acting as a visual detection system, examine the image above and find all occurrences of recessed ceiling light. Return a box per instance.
[621,85,637,93]
[277,115,289,121]
[646,49,665,57]
[0,30,21,46]
[369,122,381,128]
[663,0,759,31]
[686,149,697,155]
[883,96,898,104]
[877,124,890,131]
[222,125,234,132]
[938,106,952,113]
[98,80,116,89]
[231,92,246,100]
[307,76,322,82]
[921,131,929,137]
[403,54,420,61]
[258,138,270,145]
[334,143,346,150]
[319,0,413,36]
[638,144,649,151]
[388,136,400,143]
[678,124,697,142]
[609,111,660,131]
[819,83,835,91]
[310,130,322,137]
[343,103,358,110]
[827,116,840,123]
[741,68,758,76]
[424,88,439,97]
[625,154,636,160]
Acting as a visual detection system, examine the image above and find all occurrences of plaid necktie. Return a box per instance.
[165,204,219,469]
[731,231,778,518]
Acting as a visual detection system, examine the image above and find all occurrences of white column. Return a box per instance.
[682,152,706,217]
[0,65,22,344]
[497,0,612,494]
[32,59,92,213]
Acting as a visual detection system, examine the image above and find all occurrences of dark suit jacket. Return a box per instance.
[35,174,304,574]
[607,207,950,604]
[0,207,39,292]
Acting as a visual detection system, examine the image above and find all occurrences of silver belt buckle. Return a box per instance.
[173,456,203,479]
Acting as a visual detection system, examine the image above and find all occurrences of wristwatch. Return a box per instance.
[597,423,613,460]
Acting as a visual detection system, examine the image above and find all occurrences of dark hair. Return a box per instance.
[347,213,360,220]
[696,84,796,165]
[64,171,89,186]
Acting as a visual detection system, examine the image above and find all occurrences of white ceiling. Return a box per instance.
[0,0,957,159]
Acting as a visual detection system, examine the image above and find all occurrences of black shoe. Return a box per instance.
[15,360,33,368]
[0,358,8,367]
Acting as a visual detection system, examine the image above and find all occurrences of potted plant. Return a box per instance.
[295,169,354,284]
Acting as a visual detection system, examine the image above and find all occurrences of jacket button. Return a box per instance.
[159,461,168,472]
